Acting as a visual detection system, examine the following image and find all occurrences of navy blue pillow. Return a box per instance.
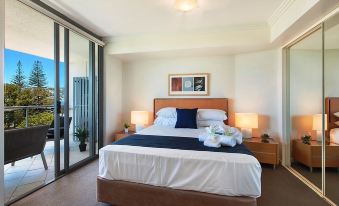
[175,108,198,129]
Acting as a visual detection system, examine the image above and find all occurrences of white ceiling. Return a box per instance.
[43,0,284,37]
[5,0,90,60]
[7,0,339,61]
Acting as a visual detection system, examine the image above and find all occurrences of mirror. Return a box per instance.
[288,28,323,190]
[324,12,339,205]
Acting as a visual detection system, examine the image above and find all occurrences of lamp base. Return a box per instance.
[241,128,252,139]
[135,124,145,133]
[316,130,323,142]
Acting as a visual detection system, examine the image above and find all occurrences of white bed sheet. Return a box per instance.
[99,125,261,197]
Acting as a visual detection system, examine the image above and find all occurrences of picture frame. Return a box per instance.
[168,73,209,96]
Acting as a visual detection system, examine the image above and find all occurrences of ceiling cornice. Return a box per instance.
[104,25,270,56]
[267,0,295,27]
[103,23,269,43]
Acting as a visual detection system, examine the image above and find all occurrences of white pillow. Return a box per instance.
[198,120,225,128]
[156,107,177,118]
[154,117,176,128]
[197,109,227,121]
[330,128,339,144]
[334,112,339,118]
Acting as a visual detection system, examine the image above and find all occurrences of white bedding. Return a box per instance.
[98,125,262,197]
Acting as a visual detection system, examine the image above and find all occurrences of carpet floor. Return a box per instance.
[292,162,339,204]
[11,161,329,206]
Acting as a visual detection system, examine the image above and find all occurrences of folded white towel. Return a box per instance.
[206,124,225,135]
[220,136,237,147]
[203,137,221,148]
[225,126,243,144]
[233,132,243,144]
[198,133,210,142]
[198,125,243,148]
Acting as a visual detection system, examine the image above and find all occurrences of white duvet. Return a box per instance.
[98,125,262,197]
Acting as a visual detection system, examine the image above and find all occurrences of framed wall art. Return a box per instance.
[168,73,209,96]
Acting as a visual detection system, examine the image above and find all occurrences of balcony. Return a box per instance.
[4,106,91,202]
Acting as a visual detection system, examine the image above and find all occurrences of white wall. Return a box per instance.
[0,0,4,205]
[103,53,123,145]
[122,56,235,123]
[289,49,323,140]
[234,50,280,138]
[325,50,339,97]
[290,50,322,116]
[289,49,339,139]
[118,49,281,140]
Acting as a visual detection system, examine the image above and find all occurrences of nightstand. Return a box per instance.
[243,137,279,169]
[115,131,135,141]
[293,139,339,172]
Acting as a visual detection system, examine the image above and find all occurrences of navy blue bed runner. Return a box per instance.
[113,134,253,156]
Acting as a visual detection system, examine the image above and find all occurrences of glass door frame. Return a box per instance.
[283,23,324,195]
[53,22,103,177]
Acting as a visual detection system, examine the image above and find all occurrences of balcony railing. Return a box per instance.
[4,105,54,128]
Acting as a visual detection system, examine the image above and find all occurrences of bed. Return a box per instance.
[97,98,261,206]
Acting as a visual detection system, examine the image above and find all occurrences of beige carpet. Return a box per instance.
[12,161,329,206]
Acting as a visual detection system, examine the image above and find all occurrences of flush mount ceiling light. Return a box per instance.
[175,0,198,12]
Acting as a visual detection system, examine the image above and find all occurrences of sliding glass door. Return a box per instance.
[68,30,93,166]
[55,25,100,171]
[4,1,103,204]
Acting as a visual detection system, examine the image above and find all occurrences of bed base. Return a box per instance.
[97,177,257,206]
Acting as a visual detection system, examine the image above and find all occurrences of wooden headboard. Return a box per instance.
[326,97,339,133]
[154,98,228,124]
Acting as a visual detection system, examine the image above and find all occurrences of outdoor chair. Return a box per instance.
[5,125,50,170]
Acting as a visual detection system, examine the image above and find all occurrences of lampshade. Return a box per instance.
[312,114,327,131]
[175,0,198,12]
[235,113,258,129]
[131,111,149,125]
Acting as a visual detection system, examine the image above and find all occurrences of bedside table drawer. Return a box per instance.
[244,142,277,153]
[243,138,279,168]
[252,152,278,164]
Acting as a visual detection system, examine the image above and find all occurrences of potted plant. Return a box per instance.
[74,127,88,152]
[124,123,130,133]
[260,133,270,143]
[301,134,311,145]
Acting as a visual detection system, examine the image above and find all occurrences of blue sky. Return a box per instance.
[5,49,64,88]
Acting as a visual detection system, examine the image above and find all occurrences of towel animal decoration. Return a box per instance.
[198,124,243,148]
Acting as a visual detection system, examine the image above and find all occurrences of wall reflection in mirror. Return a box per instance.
[287,12,339,205]
[289,28,323,189]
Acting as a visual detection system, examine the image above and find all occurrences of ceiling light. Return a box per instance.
[175,0,198,12]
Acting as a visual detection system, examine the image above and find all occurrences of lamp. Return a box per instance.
[235,113,258,139]
[312,114,327,142]
[175,0,198,12]
[131,111,149,133]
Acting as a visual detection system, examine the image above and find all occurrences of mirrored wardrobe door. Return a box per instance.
[289,28,323,190]
[324,12,339,205]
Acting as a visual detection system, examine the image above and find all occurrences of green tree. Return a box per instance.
[29,61,48,105]
[4,84,25,128]
[11,60,26,88]
[29,61,47,88]
[4,83,20,106]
